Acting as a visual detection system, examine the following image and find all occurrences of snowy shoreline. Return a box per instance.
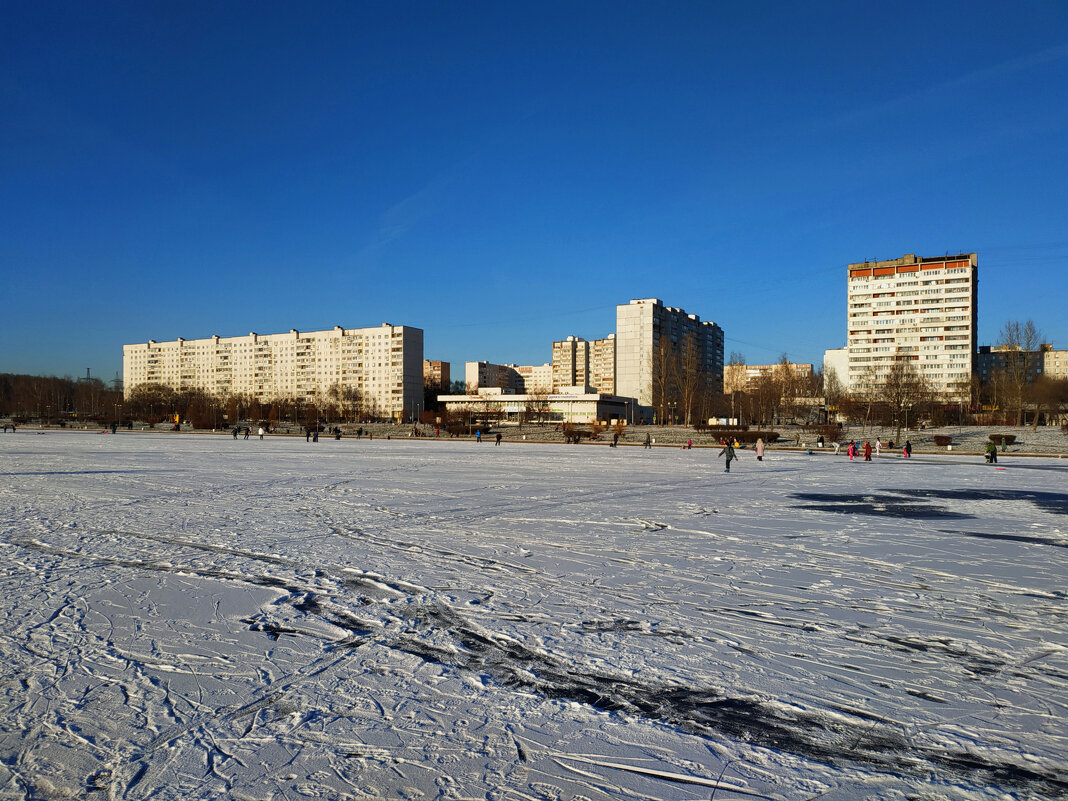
[12,421,1068,456]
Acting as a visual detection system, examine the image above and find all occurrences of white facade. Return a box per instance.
[615,298,724,419]
[846,254,977,398]
[823,348,849,389]
[123,324,424,419]
[516,363,553,393]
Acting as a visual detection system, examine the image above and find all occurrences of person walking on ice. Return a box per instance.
[718,440,736,473]
[755,437,765,462]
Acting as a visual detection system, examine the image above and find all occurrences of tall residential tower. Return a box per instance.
[846,253,977,397]
[614,298,724,421]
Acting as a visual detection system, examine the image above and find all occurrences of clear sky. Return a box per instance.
[3,1,1067,384]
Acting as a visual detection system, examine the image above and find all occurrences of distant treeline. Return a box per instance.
[0,373,123,423]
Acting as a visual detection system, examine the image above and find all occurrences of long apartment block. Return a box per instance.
[123,324,424,418]
[846,253,977,396]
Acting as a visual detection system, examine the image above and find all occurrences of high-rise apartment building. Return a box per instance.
[589,335,616,395]
[614,298,724,420]
[846,253,977,397]
[551,334,615,393]
[123,324,424,419]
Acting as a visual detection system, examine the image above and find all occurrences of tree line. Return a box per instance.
[0,374,123,423]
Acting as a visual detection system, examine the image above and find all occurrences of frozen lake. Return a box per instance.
[1,431,1066,800]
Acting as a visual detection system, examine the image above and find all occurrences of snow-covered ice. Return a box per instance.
[1,431,1066,800]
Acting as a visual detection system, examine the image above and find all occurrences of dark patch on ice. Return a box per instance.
[243,618,302,640]
[381,602,1068,797]
[953,530,1068,549]
[580,618,694,640]
[792,493,973,519]
[907,488,1068,515]
[3,469,180,476]
[792,488,1068,519]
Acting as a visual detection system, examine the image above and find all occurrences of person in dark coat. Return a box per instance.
[718,442,736,473]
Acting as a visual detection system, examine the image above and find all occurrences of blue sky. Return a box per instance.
[3,1,1067,383]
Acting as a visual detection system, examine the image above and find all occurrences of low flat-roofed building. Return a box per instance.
[438,386,632,424]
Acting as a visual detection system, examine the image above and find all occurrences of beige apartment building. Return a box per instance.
[123,324,424,419]
[464,361,551,393]
[551,334,616,393]
[846,253,978,398]
[1045,348,1068,380]
[423,360,451,393]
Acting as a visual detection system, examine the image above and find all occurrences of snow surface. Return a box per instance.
[1,431,1066,800]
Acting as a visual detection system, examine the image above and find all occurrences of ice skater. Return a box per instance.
[903,440,912,458]
[985,442,998,463]
[755,437,765,462]
[718,441,736,473]
[863,441,872,461]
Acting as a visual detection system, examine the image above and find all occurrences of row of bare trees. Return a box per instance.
[118,382,392,428]
[0,373,123,422]
[822,319,1068,436]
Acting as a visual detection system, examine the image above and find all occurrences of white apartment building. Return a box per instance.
[615,298,724,421]
[123,324,424,419]
[846,253,977,398]
[823,347,849,389]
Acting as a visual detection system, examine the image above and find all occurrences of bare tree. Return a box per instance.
[879,360,932,443]
[995,319,1043,425]
[678,333,703,425]
[653,336,679,424]
[726,352,746,423]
